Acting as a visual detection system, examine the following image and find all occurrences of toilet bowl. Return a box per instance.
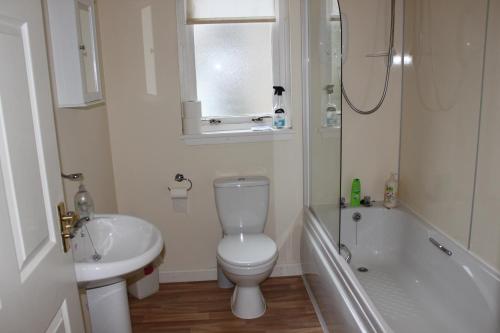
[213,176,277,319]
[217,234,278,319]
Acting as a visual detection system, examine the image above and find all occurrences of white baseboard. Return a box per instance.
[270,263,302,277]
[159,269,217,283]
[159,263,302,283]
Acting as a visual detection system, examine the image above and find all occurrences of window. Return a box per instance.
[193,23,273,118]
[177,0,290,134]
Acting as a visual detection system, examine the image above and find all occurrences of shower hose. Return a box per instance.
[341,0,396,115]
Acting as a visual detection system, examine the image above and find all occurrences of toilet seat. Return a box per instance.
[217,234,277,268]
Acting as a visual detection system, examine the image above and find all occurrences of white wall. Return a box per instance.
[97,0,304,281]
[54,105,118,214]
[339,0,403,202]
[399,0,488,247]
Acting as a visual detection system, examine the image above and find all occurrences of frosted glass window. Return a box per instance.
[193,23,273,117]
[187,0,275,24]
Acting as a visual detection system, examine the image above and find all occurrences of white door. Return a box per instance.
[0,0,85,332]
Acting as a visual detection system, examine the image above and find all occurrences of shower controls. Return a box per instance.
[352,212,362,222]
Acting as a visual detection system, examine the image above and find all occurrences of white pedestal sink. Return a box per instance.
[72,214,164,333]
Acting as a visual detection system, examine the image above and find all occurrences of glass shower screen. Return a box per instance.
[305,0,342,245]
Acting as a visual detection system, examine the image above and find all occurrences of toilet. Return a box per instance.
[214,176,278,319]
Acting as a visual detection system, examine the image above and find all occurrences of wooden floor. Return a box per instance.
[129,276,323,333]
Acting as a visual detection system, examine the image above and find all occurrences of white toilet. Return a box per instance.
[214,176,278,319]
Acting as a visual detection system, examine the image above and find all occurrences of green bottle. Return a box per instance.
[350,178,361,207]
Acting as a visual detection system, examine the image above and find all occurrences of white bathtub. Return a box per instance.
[301,204,500,333]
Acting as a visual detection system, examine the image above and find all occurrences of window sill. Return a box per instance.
[181,128,295,145]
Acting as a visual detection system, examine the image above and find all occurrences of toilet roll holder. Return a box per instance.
[168,173,193,191]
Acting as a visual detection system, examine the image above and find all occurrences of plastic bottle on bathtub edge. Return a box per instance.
[384,173,398,209]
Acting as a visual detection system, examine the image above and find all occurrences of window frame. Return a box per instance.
[176,0,291,133]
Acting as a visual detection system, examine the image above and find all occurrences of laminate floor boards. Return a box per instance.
[129,276,323,333]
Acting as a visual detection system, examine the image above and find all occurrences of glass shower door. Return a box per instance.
[305,0,342,245]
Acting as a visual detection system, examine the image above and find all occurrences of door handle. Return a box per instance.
[57,202,78,253]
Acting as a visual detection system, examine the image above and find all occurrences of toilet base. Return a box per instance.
[231,285,266,319]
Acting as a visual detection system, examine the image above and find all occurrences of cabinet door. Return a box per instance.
[77,0,102,102]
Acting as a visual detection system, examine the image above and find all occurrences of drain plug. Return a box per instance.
[358,267,368,272]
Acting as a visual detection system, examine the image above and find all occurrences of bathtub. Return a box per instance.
[301,204,500,333]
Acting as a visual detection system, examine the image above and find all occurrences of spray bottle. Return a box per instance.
[273,86,286,129]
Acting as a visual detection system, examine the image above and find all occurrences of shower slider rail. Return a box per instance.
[429,237,453,256]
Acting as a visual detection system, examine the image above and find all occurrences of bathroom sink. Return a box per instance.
[72,214,164,284]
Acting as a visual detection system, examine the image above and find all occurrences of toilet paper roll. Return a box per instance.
[171,187,188,213]
[170,188,187,199]
[172,198,187,213]
[182,101,202,119]
[182,118,201,135]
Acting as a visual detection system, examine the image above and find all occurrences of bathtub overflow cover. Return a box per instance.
[352,212,362,222]
[358,267,368,272]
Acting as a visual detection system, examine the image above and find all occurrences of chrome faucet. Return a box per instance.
[70,216,91,237]
[361,196,373,207]
[340,197,347,209]
[61,172,84,182]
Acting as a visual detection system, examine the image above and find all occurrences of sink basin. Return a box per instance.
[71,214,164,333]
[72,214,164,284]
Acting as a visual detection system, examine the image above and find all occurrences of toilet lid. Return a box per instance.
[217,234,277,267]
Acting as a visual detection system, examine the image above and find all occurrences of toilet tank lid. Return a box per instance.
[214,176,270,188]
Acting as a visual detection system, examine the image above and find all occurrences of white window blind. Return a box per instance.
[186,0,276,24]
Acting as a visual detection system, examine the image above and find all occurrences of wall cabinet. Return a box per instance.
[47,0,103,108]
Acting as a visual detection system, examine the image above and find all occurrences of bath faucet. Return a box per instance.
[340,197,347,209]
[361,196,372,207]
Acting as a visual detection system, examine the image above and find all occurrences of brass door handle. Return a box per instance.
[57,202,79,252]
